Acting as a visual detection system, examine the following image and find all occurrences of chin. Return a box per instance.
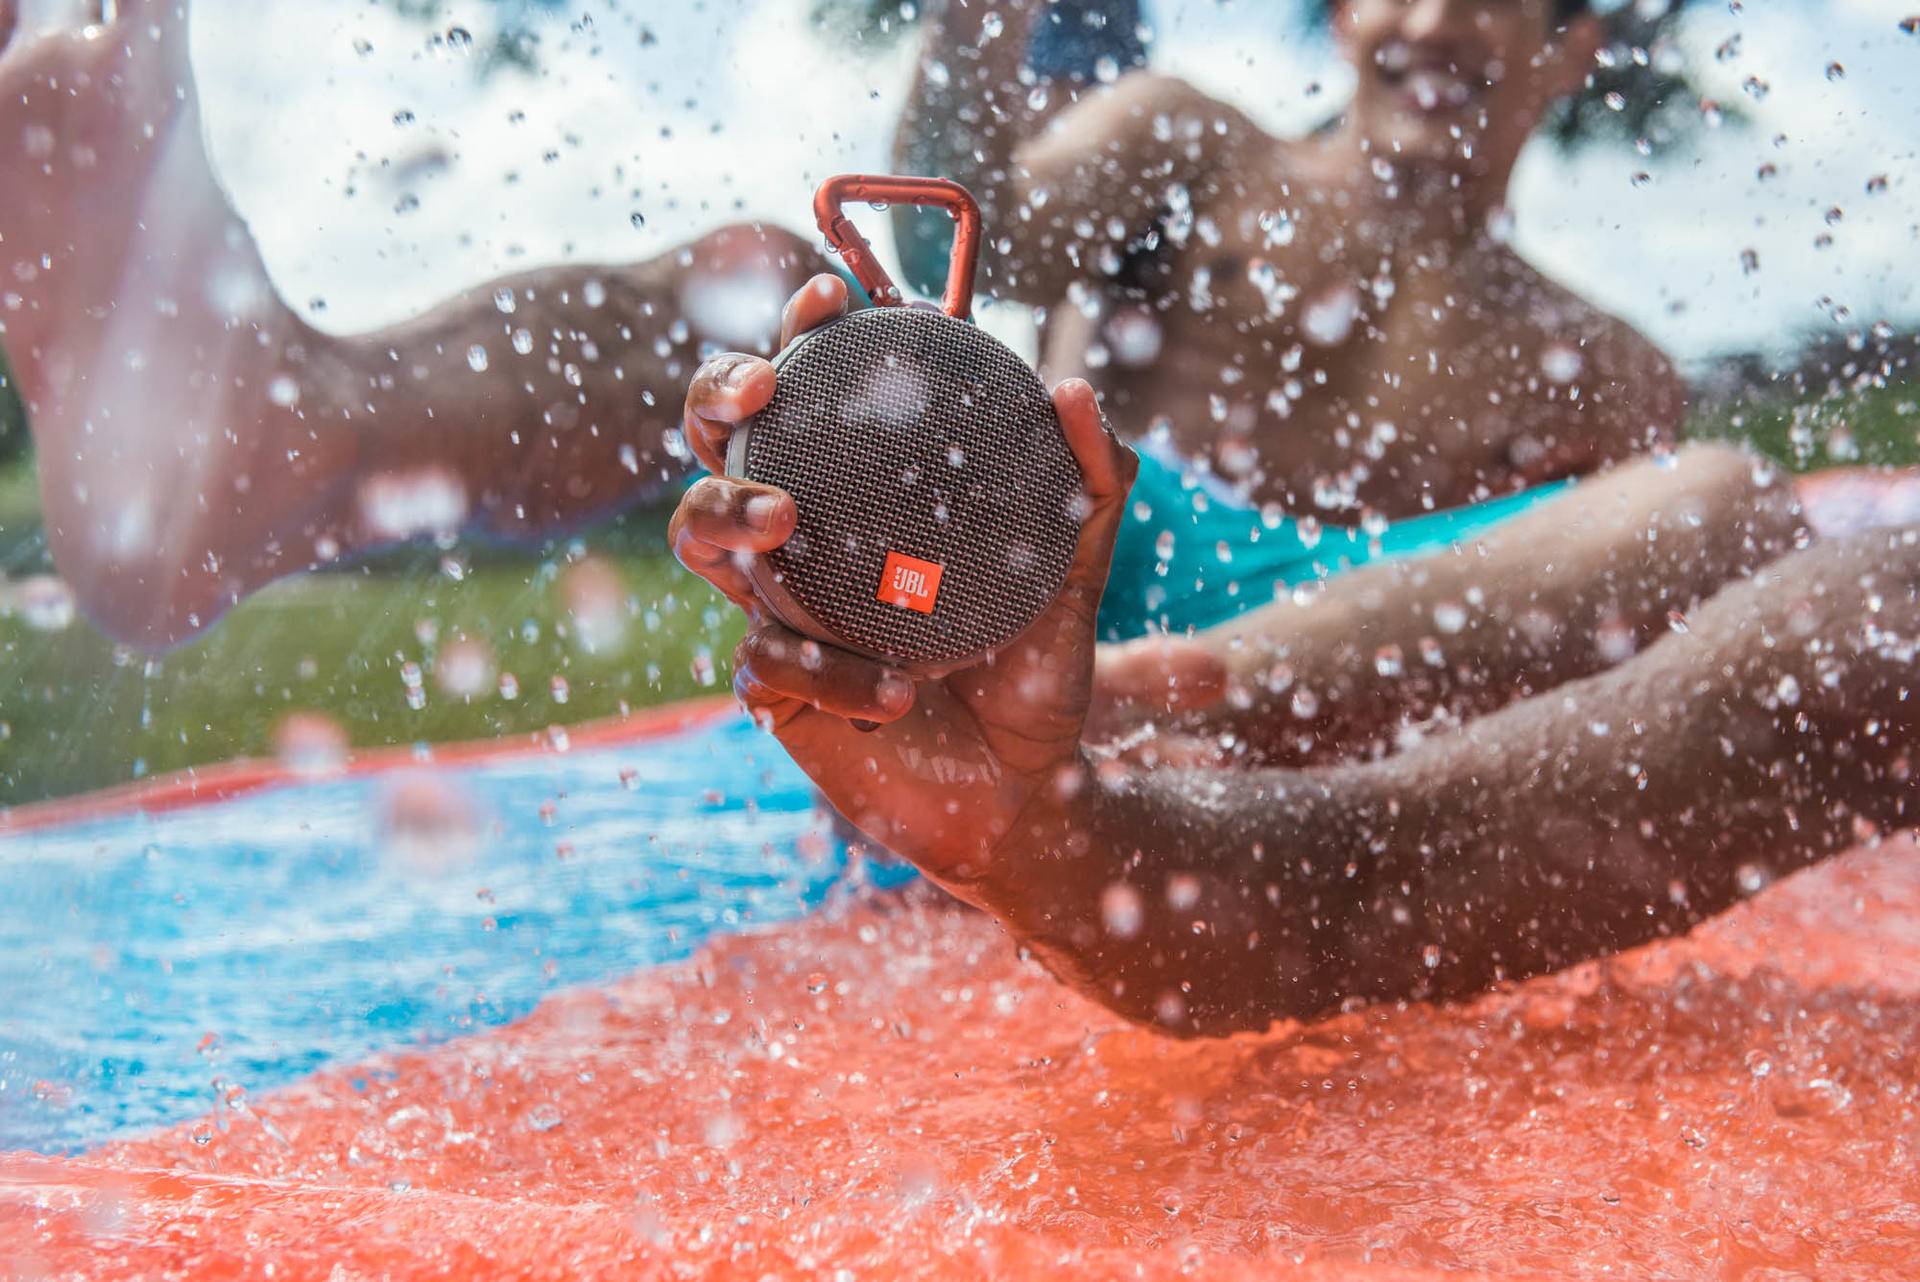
[1376,120,1476,172]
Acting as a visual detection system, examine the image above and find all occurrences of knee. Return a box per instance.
[685,222,823,291]
[45,525,238,651]
[1654,442,1805,557]
[676,223,828,352]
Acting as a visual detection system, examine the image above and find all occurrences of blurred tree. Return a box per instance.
[1537,2,1709,150]
[389,0,568,76]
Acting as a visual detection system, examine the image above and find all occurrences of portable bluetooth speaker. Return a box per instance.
[725,175,1083,675]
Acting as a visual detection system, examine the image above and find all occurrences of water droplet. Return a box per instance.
[436,638,495,699]
[1422,944,1442,969]
[630,211,647,230]
[1540,345,1583,384]
[273,712,348,777]
[1100,883,1144,939]
[523,1104,564,1133]
[1433,601,1468,635]
[1373,644,1404,678]
[1666,609,1690,635]
[8,575,76,631]
[466,345,489,373]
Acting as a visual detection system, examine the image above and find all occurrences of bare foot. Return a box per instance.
[1,2,822,647]
[1,1,354,642]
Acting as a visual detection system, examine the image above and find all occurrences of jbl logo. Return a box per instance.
[878,551,944,614]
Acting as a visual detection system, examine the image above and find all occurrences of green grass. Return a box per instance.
[1691,380,1920,472]
[0,500,743,806]
[0,377,1913,807]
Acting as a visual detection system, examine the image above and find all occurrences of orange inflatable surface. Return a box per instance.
[5,834,1920,1279]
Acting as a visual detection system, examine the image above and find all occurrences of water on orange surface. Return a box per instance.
[5,840,1919,1280]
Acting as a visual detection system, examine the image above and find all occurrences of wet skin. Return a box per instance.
[677,274,1920,1036]
[0,0,822,646]
[898,0,1789,767]
[2,0,1677,657]
[897,0,1685,516]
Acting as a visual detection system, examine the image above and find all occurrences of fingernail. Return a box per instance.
[877,673,913,714]
[744,494,781,532]
[723,359,757,391]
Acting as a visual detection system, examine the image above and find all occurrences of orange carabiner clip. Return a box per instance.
[814,174,981,321]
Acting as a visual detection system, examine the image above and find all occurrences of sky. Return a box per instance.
[178,0,1919,367]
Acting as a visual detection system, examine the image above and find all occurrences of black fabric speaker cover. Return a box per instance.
[727,307,1082,673]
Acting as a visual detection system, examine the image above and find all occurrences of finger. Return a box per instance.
[682,353,776,474]
[675,475,796,550]
[669,519,759,611]
[667,477,793,610]
[1056,378,1133,505]
[105,0,180,24]
[1125,733,1228,770]
[1095,635,1228,712]
[779,273,849,348]
[106,0,184,52]
[1054,378,1138,601]
[735,625,917,725]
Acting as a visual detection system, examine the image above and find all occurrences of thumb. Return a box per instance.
[1051,377,1137,619]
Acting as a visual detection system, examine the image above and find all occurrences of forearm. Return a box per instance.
[959,752,1379,1036]
[970,531,1920,1037]
[1188,447,1805,762]
[312,226,821,543]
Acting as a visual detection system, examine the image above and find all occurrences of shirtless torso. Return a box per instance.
[895,7,1685,519]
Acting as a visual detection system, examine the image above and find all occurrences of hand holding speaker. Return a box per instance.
[669,270,1137,891]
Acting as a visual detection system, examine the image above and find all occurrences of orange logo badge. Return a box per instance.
[878,551,943,614]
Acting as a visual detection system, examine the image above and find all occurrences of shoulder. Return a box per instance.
[1024,72,1263,164]
[1505,254,1685,433]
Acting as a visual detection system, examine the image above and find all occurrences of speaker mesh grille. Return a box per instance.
[742,308,1081,668]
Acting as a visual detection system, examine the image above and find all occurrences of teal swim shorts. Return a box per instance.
[1097,444,1571,642]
